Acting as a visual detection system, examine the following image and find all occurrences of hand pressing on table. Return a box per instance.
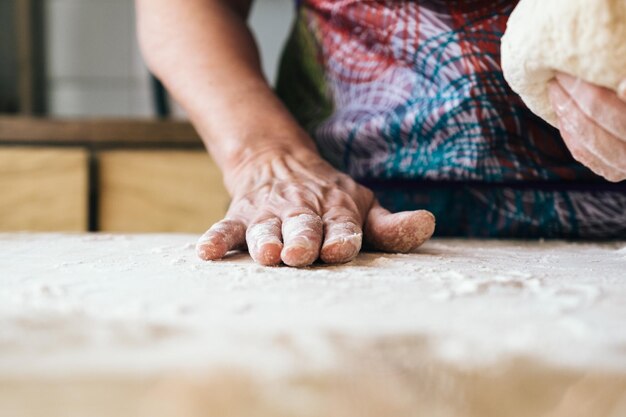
[137,0,434,267]
[195,146,435,267]
[549,73,626,182]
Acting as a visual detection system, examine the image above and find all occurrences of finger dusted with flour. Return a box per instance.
[320,206,363,264]
[196,151,435,267]
[281,213,323,267]
[364,201,435,254]
[246,217,283,266]
[196,219,246,261]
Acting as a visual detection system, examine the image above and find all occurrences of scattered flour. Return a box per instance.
[0,234,625,380]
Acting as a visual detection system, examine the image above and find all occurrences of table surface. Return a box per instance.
[1,234,625,417]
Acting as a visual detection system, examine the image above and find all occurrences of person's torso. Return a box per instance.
[277,0,596,183]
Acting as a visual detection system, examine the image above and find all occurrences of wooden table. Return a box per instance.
[1,234,625,417]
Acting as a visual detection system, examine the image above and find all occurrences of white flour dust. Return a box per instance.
[245,218,281,251]
[0,234,625,379]
[281,214,322,249]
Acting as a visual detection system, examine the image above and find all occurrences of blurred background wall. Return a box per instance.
[2,0,294,118]
[0,0,294,233]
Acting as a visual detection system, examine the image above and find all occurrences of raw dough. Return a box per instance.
[501,0,626,126]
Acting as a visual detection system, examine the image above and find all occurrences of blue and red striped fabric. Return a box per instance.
[276,0,626,238]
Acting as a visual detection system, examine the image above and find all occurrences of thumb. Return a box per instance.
[363,200,435,253]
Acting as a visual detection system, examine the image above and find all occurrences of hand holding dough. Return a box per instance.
[548,73,626,182]
[501,0,626,181]
[501,0,626,126]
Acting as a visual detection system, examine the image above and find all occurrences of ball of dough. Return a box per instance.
[501,0,626,126]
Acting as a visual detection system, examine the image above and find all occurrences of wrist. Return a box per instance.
[183,85,320,173]
[220,137,323,194]
[221,130,318,171]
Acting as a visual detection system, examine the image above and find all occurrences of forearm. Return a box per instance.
[135,0,318,181]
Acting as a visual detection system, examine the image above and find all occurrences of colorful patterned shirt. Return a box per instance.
[276,0,626,238]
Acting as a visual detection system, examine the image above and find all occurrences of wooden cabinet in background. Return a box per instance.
[0,117,229,232]
[98,150,229,233]
[0,147,88,231]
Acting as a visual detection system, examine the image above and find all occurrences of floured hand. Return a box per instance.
[548,72,626,182]
[196,149,435,267]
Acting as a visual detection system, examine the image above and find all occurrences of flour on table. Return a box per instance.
[2,234,626,417]
[0,234,625,380]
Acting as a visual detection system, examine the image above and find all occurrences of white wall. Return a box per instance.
[249,0,295,85]
[45,0,294,118]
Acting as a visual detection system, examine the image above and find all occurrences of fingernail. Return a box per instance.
[251,238,281,257]
[618,80,626,101]
[324,233,362,247]
[282,246,316,267]
[417,210,436,223]
[254,244,282,266]
[196,243,225,260]
[321,242,360,264]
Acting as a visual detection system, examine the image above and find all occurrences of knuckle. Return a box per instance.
[227,197,254,217]
[325,222,362,238]
[281,183,314,198]
[327,191,360,211]
[282,207,319,219]
[282,215,323,242]
[358,185,375,201]
[249,216,281,228]
[323,210,359,224]
[217,218,241,229]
